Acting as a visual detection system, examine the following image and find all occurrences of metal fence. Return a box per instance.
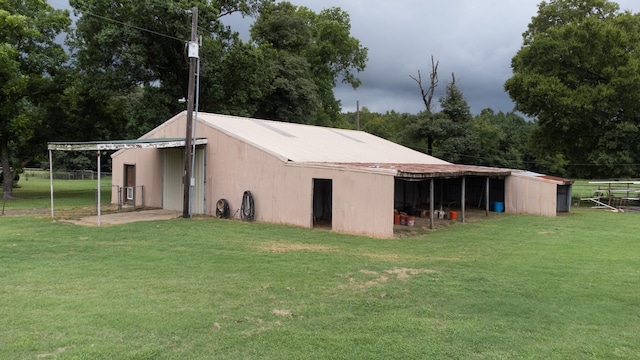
[22,169,112,180]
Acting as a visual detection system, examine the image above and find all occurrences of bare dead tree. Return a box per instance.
[409,55,440,155]
[410,55,439,113]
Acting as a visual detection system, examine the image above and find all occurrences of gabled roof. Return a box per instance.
[197,112,449,165]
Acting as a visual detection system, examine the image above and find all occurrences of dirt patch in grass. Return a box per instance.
[271,309,293,317]
[258,243,338,253]
[340,268,436,289]
[384,268,436,280]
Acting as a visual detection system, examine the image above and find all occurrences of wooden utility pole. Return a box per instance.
[183,7,198,218]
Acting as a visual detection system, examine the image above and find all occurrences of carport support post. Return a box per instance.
[97,150,101,226]
[485,177,490,217]
[429,178,434,230]
[49,149,54,219]
[461,176,466,223]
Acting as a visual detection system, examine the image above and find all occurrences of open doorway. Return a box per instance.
[123,164,136,205]
[313,178,332,229]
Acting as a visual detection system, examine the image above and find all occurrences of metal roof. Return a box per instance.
[197,112,449,165]
[512,170,574,185]
[48,138,208,151]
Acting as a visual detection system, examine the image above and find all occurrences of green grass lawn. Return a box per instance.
[1,179,640,359]
[2,175,111,213]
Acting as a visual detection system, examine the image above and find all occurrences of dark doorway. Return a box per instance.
[557,185,572,213]
[313,178,332,229]
[124,164,136,205]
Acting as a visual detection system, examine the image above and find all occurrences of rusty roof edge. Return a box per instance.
[302,162,511,178]
[396,168,511,179]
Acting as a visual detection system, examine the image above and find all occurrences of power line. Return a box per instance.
[82,10,186,43]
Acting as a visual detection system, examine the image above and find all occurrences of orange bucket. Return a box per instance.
[407,216,415,226]
[449,211,458,221]
[400,214,407,225]
[394,213,401,224]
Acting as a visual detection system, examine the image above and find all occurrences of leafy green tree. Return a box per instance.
[504,0,640,178]
[404,74,477,163]
[68,0,271,140]
[0,0,70,198]
[434,76,478,163]
[401,111,447,154]
[250,1,368,125]
[360,109,401,140]
[471,109,534,169]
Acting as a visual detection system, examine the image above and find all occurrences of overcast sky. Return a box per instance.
[50,0,640,115]
[271,0,640,115]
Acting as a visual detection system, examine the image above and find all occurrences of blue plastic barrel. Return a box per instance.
[494,202,504,213]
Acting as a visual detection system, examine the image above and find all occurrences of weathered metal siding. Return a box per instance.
[193,147,206,214]
[162,148,183,212]
[161,148,205,214]
[505,174,558,217]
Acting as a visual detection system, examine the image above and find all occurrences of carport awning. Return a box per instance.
[47,138,208,226]
[47,138,208,151]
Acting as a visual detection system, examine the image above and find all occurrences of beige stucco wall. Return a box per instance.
[112,113,396,237]
[505,174,558,217]
[111,114,188,208]
[207,128,396,238]
[111,148,163,207]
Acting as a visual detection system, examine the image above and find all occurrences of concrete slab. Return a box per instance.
[63,209,181,226]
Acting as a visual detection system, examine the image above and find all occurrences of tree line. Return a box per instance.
[3,0,640,199]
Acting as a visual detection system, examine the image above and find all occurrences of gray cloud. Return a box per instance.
[296,0,640,115]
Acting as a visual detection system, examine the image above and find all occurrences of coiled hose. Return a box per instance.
[240,190,255,221]
[215,198,230,219]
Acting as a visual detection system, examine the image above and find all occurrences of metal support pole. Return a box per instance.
[97,151,101,226]
[49,149,54,220]
[461,176,466,223]
[485,177,490,217]
[183,6,198,219]
[429,178,434,230]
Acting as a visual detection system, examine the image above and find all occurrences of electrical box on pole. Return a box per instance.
[188,41,199,59]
